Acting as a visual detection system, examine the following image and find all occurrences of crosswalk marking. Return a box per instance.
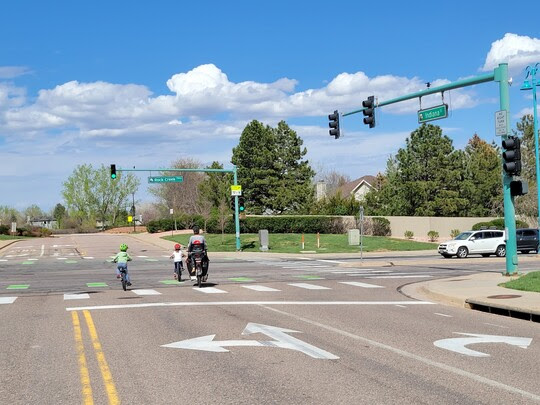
[339,281,384,289]
[193,287,227,294]
[132,289,162,296]
[0,297,17,304]
[366,275,433,279]
[64,293,90,300]
[242,285,280,292]
[288,283,330,290]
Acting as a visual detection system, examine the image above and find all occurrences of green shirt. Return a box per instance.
[113,251,132,263]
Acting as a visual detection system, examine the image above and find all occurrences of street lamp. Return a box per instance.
[521,64,540,235]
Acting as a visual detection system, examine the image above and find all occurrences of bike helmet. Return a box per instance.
[120,243,128,251]
[174,243,181,250]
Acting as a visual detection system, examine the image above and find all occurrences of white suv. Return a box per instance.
[438,230,506,258]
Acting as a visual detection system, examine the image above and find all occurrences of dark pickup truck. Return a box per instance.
[517,228,539,254]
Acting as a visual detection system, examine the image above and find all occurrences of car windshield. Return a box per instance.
[455,232,473,240]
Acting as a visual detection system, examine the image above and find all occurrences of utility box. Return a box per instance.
[259,229,269,251]
[348,229,360,246]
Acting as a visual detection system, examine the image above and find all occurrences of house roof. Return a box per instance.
[338,175,377,196]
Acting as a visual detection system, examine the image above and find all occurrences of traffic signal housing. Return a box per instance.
[230,197,236,211]
[110,164,117,179]
[510,180,528,197]
[502,136,521,176]
[328,110,340,139]
[238,196,245,212]
[362,96,376,128]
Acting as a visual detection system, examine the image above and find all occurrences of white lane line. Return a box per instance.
[0,297,17,304]
[82,257,94,259]
[64,293,90,300]
[434,313,453,318]
[57,257,67,260]
[66,300,436,311]
[136,255,148,258]
[260,305,540,402]
[0,259,7,262]
[288,283,331,290]
[193,287,227,294]
[339,281,384,289]
[317,259,346,264]
[242,285,280,292]
[395,305,407,308]
[132,289,162,296]
[40,244,44,257]
[484,323,509,329]
[366,275,434,279]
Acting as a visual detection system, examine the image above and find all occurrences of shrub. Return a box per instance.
[0,225,9,235]
[372,217,391,236]
[450,229,460,238]
[472,218,529,231]
[404,230,414,239]
[427,230,439,242]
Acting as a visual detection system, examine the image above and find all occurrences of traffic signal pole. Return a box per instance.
[113,166,242,251]
[341,63,517,275]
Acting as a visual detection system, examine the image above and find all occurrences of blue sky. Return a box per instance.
[1,0,540,212]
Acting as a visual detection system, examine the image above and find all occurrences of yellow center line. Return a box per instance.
[71,311,94,405]
[83,310,120,405]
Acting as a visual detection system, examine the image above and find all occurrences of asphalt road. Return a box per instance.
[1,235,539,404]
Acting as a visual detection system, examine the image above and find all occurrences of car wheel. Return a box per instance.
[481,254,490,257]
[536,243,540,254]
[496,245,506,257]
[456,246,468,258]
[521,250,530,254]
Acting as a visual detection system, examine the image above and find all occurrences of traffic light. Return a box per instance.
[362,96,376,128]
[238,196,245,212]
[230,197,236,211]
[510,180,528,197]
[502,136,521,176]
[110,164,117,179]
[328,110,340,139]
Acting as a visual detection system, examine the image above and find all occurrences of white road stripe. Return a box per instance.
[64,293,90,300]
[317,259,346,264]
[434,313,453,318]
[136,255,148,258]
[66,300,436,311]
[0,297,17,304]
[0,259,7,262]
[82,257,94,259]
[132,289,162,296]
[288,283,330,290]
[57,257,67,260]
[242,285,280,292]
[40,244,44,257]
[193,287,227,294]
[339,281,384,289]
[395,305,407,308]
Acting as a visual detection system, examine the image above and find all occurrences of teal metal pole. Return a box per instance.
[343,72,495,117]
[233,165,241,251]
[531,65,540,237]
[496,63,518,275]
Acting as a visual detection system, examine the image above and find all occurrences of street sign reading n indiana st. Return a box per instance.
[148,176,184,183]
[418,104,448,124]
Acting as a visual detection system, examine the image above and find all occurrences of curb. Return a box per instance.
[0,239,20,251]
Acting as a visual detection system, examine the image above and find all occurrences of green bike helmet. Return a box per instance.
[120,243,128,252]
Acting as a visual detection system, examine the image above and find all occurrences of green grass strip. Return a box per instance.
[7,284,29,289]
[228,277,254,282]
[501,271,540,293]
[86,282,108,287]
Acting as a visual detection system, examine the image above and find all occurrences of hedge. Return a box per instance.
[147,215,349,234]
[472,218,529,231]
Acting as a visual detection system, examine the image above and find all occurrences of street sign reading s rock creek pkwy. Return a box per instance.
[418,104,448,123]
[148,176,184,183]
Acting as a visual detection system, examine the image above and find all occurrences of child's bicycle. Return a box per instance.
[118,268,129,291]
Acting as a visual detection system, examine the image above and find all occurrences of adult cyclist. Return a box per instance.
[187,226,209,281]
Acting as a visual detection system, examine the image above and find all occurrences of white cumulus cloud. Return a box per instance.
[481,33,540,72]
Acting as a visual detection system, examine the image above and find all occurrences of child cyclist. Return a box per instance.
[113,243,132,286]
[170,243,185,281]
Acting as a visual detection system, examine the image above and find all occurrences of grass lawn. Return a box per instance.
[162,233,438,254]
[0,235,26,240]
[501,271,540,293]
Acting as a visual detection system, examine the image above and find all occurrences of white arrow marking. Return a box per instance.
[434,333,532,357]
[162,323,339,359]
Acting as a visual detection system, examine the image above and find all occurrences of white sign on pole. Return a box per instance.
[169,208,174,215]
[495,110,508,136]
[231,185,242,196]
[11,222,16,233]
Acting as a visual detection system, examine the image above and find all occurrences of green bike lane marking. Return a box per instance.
[22,261,35,265]
[159,280,184,285]
[294,275,325,280]
[86,282,108,287]
[65,260,78,264]
[7,285,30,289]
[228,277,255,282]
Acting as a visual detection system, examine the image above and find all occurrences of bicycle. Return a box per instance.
[119,268,129,291]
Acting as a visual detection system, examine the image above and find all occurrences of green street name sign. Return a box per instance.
[418,104,448,123]
[148,176,184,183]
